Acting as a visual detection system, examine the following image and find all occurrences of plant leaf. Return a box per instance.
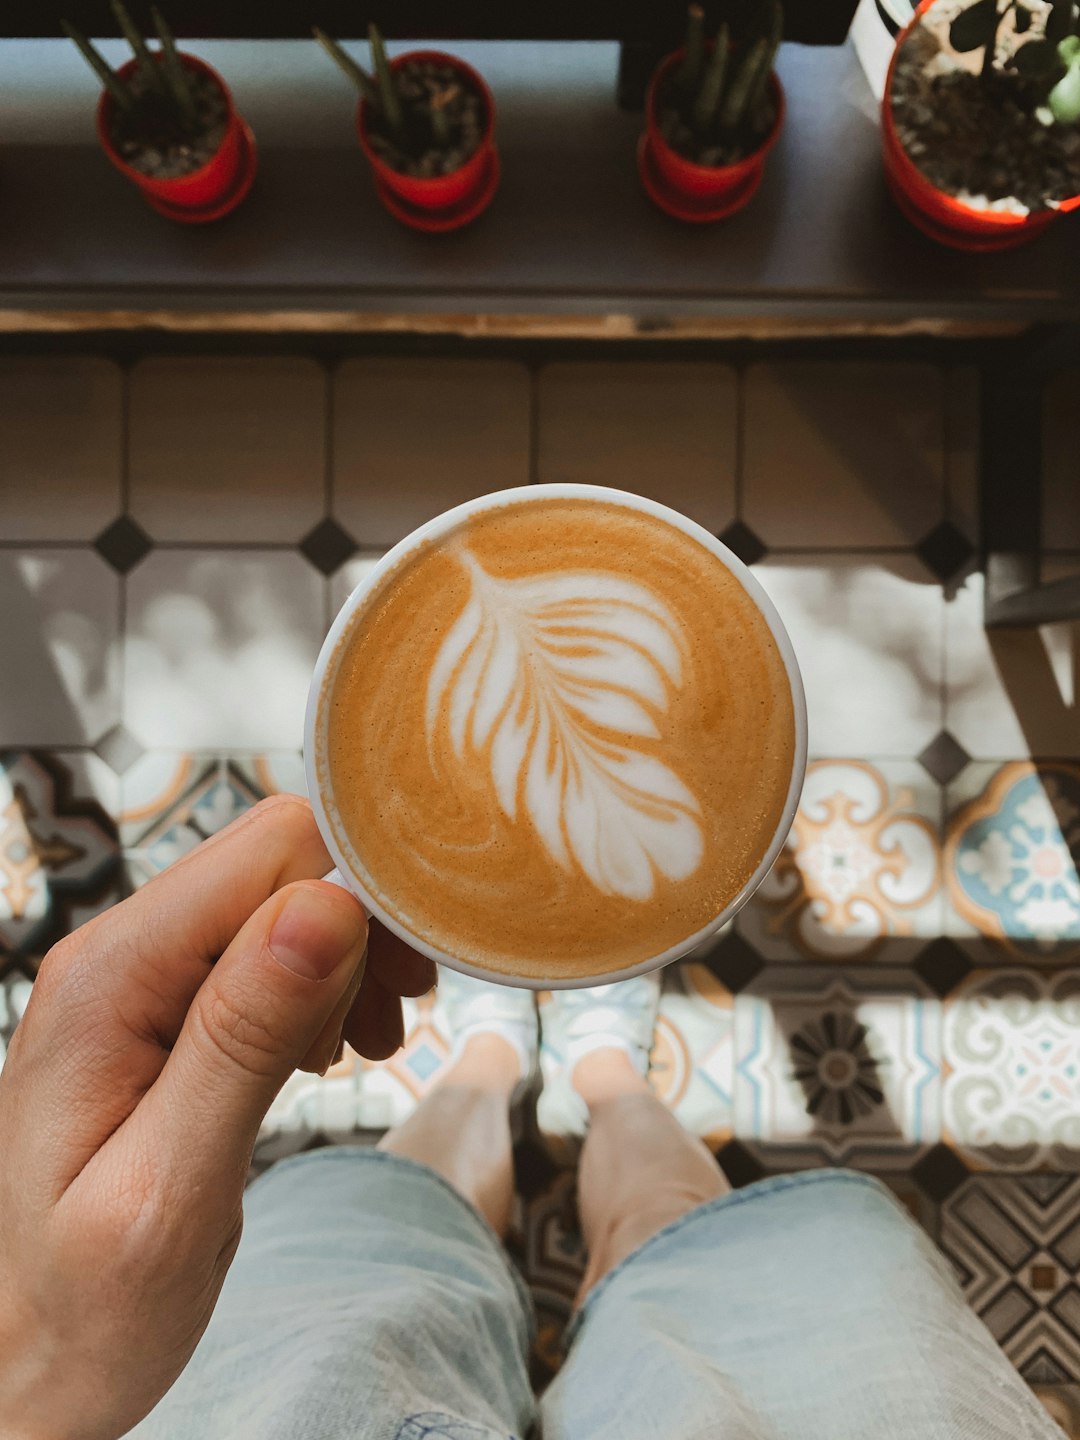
[1049,55,1080,120]
[949,0,1001,52]
[426,552,705,901]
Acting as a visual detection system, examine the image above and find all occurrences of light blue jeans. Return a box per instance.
[130,1149,1060,1440]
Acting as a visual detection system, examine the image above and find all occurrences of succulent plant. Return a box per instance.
[63,1,198,135]
[315,24,484,176]
[949,0,1080,123]
[666,0,783,160]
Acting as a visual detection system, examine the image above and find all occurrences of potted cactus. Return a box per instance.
[884,0,1080,249]
[640,2,785,223]
[64,2,255,223]
[315,24,498,232]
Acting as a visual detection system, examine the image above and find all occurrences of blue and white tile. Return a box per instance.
[653,963,735,1146]
[738,759,943,963]
[946,761,1080,964]
[734,966,942,1170]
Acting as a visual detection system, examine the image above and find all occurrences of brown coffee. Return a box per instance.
[319,495,795,980]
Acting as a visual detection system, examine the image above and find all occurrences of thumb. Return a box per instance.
[137,880,367,1181]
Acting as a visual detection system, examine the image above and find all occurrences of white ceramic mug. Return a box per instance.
[304,484,807,990]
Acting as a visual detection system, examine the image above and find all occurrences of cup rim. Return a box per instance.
[304,483,808,990]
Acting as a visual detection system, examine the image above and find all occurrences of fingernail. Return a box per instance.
[269,887,366,983]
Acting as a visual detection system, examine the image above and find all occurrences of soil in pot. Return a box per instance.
[891,14,1080,212]
[109,63,229,180]
[365,59,485,179]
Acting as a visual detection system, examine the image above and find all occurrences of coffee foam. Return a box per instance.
[322,497,795,980]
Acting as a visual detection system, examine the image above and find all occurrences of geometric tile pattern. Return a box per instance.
[9,348,1080,1409]
[941,1174,1080,1385]
[0,750,121,972]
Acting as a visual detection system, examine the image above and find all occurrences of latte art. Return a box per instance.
[426,551,704,901]
[320,495,797,981]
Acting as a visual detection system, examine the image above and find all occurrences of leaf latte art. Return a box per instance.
[425,552,705,901]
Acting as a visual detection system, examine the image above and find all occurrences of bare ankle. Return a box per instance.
[440,1033,522,1095]
[572,1046,651,1109]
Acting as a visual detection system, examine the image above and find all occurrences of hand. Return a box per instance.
[0,794,435,1440]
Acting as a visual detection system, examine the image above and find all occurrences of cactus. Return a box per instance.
[64,3,197,135]
[314,23,485,178]
[663,1,782,164]
[949,0,1080,119]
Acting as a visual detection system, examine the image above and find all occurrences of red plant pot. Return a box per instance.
[882,0,1080,250]
[97,54,256,223]
[357,50,499,232]
[640,48,785,223]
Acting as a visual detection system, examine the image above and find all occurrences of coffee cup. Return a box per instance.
[304,484,807,989]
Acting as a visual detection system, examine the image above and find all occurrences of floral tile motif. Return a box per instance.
[942,970,1080,1173]
[940,1174,1080,1385]
[738,760,942,963]
[652,963,734,1147]
[120,752,306,886]
[734,966,942,1170]
[946,761,1080,964]
[0,750,121,970]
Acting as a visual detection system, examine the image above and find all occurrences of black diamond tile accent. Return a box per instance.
[718,521,768,567]
[513,1133,561,1201]
[93,722,146,778]
[94,515,153,575]
[912,1142,970,1203]
[714,1139,766,1189]
[300,518,359,576]
[917,729,971,786]
[702,930,765,994]
[914,937,974,998]
[915,521,976,586]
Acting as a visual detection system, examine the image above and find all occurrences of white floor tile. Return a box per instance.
[537,361,736,533]
[0,358,122,542]
[128,357,327,543]
[744,362,945,547]
[754,553,945,757]
[944,563,1080,760]
[333,360,531,547]
[124,551,324,749]
[0,550,119,745]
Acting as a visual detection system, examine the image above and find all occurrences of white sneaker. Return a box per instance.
[537,973,661,1139]
[434,964,539,1084]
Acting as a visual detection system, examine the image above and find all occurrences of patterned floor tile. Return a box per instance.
[120,752,306,885]
[124,550,325,750]
[942,969,1080,1173]
[753,554,945,758]
[941,1174,1080,1385]
[734,966,942,1170]
[737,760,943,964]
[946,761,1080,964]
[652,963,734,1147]
[0,750,121,971]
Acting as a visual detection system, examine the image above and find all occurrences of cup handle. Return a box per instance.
[322,867,372,919]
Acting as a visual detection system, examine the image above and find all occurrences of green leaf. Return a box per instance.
[949,0,1000,52]
[1049,55,1080,120]
[1011,36,1061,73]
[1059,33,1080,60]
[1047,0,1075,43]
[1015,4,1033,33]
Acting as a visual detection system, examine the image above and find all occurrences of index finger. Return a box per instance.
[3,795,331,1177]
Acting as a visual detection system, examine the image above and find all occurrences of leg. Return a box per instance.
[379,1033,520,1237]
[574,1047,729,1301]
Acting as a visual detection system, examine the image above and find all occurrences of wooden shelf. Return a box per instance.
[0,37,1076,334]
